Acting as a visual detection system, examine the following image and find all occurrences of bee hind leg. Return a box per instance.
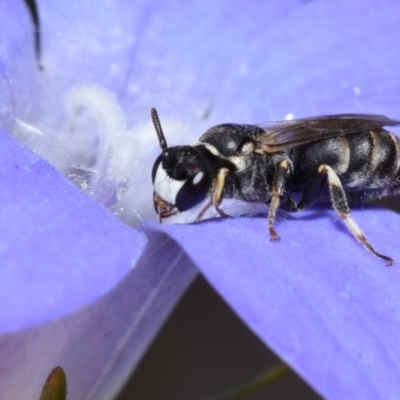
[319,164,394,266]
[293,169,328,211]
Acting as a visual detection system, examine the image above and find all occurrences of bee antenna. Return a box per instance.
[151,107,168,151]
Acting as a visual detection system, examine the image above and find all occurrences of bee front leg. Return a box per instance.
[319,164,394,266]
[268,160,292,241]
[197,168,230,220]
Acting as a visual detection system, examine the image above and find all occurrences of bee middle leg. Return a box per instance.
[301,164,393,265]
[268,160,292,241]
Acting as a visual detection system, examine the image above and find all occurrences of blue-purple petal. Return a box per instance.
[35,0,302,125]
[142,206,400,399]
[0,130,196,399]
[0,0,38,131]
[1,226,196,400]
[214,0,400,122]
[0,129,146,333]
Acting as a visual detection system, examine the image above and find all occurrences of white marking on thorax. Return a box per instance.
[228,156,247,172]
[154,164,186,205]
[241,141,255,154]
[194,142,221,156]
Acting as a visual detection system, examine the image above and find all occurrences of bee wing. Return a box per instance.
[256,114,400,152]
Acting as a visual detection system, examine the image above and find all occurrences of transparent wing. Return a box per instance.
[256,114,400,151]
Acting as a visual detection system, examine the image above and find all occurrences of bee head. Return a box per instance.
[150,109,212,219]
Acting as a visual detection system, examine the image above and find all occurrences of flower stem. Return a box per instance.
[207,362,289,400]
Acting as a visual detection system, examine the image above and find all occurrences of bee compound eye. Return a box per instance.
[175,171,211,212]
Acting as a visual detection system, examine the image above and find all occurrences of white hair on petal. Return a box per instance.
[65,85,139,191]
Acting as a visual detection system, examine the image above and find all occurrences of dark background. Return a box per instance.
[117,275,321,400]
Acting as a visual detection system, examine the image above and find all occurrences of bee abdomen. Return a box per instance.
[388,132,400,180]
[343,130,400,191]
[366,130,400,186]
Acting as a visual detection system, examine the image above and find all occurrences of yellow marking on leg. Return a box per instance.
[268,160,291,241]
[342,214,394,266]
[318,164,341,187]
[197,168,230,221]
[197,199,213,221]
[320,164,394,265]
[279,160,289,170]
[213,168,230,217]
[213,168,229,206]
[268,195,281,241]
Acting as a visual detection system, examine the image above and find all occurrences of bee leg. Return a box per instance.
[213,168,230,217]
[197,199,213,220]
[268,160,291,241]
[296,171,327,211]
[197,168,230,220]
[279,195,298,211]
[319,164,394,266]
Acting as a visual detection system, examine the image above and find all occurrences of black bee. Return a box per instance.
[151,108,400,265]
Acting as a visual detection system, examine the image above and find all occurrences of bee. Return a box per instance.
[151,108,400,265]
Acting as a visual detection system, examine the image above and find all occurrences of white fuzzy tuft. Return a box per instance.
[66,85,139,189]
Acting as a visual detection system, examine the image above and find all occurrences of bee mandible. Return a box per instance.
[151,108,400,265]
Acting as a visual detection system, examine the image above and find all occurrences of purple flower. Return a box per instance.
[1,0,400,399]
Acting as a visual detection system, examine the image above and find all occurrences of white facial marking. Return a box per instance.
[193,171,204,185]
[154,164,186,205]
